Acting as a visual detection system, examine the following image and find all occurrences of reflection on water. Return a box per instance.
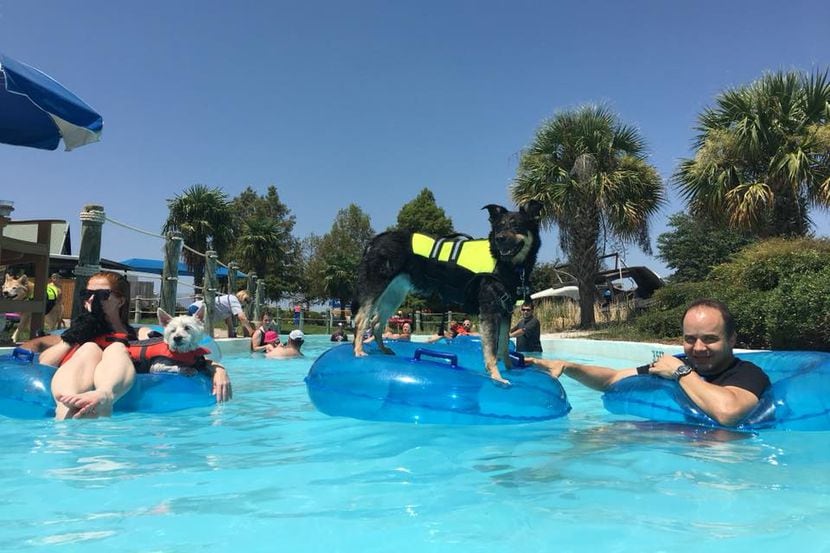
[1,337,827,553]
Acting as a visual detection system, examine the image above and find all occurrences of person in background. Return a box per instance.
[330,322,348,342]
[526,299,771,427]
[510,301,542,353]
[266,329,305,359]
[251,310,278,352]
[189,291,254,338]
[39,271,137,420]
[426,320,455,343]
[383,321,412,341]
[45,273,63,328]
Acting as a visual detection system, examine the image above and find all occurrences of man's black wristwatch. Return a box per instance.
[673,364,694,380]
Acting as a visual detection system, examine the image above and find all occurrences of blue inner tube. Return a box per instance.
[0,348,215,419]
[305,341,570,425]
[602,351,830,431]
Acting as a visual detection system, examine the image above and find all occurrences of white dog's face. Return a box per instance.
[157,307,206,353]
[3,274,31,300]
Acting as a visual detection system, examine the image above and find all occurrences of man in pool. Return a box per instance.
[266,329,305,359]
[526,299,770,427]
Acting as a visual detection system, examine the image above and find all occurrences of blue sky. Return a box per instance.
[2,0,828,278]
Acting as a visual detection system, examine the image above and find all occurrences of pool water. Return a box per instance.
[0,337,827,552]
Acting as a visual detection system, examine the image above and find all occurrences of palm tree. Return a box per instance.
[675,70,830,237]
[163,184,234,289]
[236,217,282,279]
[512,105,665,327]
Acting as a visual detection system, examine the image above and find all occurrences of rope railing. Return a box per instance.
[182,243,206,258]
[104,215,166,239]
[95,211,261,337]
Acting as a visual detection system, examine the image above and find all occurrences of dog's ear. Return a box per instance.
[483,204,507,223]
[520,200,544,221]
[157,308,173,326]
[19,274,28,284]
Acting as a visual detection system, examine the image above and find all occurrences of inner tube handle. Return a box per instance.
[413,348,459,369]
[12,347,35,363]
[509,351,526,368]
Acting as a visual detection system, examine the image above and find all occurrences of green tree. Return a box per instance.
[228,186,300,299]
[656,212,755,282]
[529,261,572,293]
[675,69,830,237]
[305,204,375,313]
[512,105,665,327]
[163,184,234,289]
[393,188,454,235]
[637,238,830,350]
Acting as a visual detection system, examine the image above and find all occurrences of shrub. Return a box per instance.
[764,268,830,350]
[637,238,830,350]
[634,281,720,339]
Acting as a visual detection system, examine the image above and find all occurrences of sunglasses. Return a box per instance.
[521,308,532,312]
[81,289,113,300]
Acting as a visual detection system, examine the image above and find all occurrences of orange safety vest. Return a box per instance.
[127,338,211,373]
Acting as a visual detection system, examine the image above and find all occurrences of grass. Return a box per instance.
[532,299,681,344]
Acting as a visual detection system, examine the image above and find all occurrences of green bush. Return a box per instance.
[713,238,830,293]
[637,238,830,351]
[634,281,720,339]
[764,268,830,350]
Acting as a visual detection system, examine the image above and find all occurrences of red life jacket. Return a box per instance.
[60,332,132,366]
[128,338,211,373]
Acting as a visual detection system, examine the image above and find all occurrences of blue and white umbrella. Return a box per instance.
[0,52,103,151]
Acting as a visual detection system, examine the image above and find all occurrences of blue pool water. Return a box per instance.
[1,337,828,552]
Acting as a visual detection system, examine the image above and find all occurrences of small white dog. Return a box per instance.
[132,306,211,375]
[159,306,206,355]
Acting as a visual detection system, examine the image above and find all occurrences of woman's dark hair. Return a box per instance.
[684,298,736,337]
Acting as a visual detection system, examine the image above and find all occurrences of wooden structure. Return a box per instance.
[0,215,60,338]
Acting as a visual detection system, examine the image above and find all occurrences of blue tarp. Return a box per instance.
[119,257,247,279]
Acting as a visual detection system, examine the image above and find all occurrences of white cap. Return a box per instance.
[289,330,305,341]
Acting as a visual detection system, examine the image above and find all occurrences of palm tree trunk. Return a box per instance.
[562,202,601,328]
[768,178,808,237]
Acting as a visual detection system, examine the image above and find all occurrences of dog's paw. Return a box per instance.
[487,369,511,387]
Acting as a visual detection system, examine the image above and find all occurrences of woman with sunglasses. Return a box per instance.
[39,272,137,419]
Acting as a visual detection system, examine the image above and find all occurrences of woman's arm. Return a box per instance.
[250,329,268,352]
[203,361,232,402]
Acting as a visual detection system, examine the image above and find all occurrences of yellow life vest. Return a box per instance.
[411,233,496,274]
[47,282,60,301]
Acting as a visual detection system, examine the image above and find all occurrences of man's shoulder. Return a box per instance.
[719,356,771,396]
[733,357,766,374]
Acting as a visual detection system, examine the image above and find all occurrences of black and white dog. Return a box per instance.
[352,201,542,384]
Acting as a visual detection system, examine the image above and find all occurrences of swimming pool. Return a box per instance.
[0,337,827,552]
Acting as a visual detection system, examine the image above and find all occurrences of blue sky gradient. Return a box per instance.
[2,1,828,276]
